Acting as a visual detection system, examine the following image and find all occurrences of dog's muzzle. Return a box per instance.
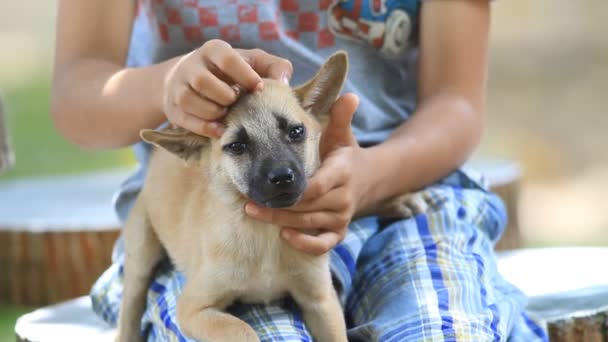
[249,167,306,208]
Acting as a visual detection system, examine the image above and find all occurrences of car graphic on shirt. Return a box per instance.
[328,0,418,57]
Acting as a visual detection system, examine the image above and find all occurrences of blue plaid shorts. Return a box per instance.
[91,182,548,341]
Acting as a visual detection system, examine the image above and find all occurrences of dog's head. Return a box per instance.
[141,52,348,208]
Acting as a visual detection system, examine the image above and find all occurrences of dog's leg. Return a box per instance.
[116,199,164,342]
[356,191,431,219]
[290,270,348,342]
[177,273,260,342]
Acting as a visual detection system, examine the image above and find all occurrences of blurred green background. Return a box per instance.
[1,69,135,180]
[1,0,607,339]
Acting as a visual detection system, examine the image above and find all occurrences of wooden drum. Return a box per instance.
[498,247,608,341]
[0,171,126,306]
[469,158,523,250]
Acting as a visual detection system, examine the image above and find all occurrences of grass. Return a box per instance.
[0,306,33,341]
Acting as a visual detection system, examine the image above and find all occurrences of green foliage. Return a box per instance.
[0,306,32,341]
[1,73,135,180]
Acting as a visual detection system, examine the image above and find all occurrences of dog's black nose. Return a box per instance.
[268,168,295,186]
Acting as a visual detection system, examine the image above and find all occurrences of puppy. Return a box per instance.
[116,52,426,342]
[115,52,350,342]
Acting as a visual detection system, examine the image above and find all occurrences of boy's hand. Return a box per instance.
[245,94,371,256]
[163,40,292,137]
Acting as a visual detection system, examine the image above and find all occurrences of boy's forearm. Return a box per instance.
[360,93,483,208]
[51,57,178,149]
[353,0,492,208]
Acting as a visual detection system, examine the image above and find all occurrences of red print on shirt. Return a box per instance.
[198,7,219,26]
[280,0,299,12]
[259,21,280,40]
[166,7,182,25]
[298,12,319,32]
[184,25,203,41]
[220,25,240,41]
[238,4,258,23]
[151,0,335,48]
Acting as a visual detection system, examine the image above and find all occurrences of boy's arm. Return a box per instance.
[52,0,292,149]
[52,0,167,148]
[360,0,490,208]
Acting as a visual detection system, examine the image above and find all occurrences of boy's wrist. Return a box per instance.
[354,146,384,213]
[356,138,419,212]
[154,56,182,121]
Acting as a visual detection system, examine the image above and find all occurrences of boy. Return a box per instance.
[52,0,547,340]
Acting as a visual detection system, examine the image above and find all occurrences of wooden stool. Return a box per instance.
[468,158,523,250]
[0,171,126,305]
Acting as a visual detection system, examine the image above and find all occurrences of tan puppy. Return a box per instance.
[116,52,426,342]
[117,52,349,342]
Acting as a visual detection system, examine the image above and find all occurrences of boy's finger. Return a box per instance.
[204,43,262,91]
[288,187,349,212]
[320,93,359,157]
[327,93,358,143]
[176,86,227,121]
[173,110,224,137]
[245,203,337,229]
[189,68,238,106]
[281,228,341,256]
[240,49,293,84]
[300,158,349,201]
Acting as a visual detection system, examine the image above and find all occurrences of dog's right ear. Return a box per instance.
[140,128,209,161]
[294,51,348,125]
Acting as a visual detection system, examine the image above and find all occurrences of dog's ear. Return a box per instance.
[294,51,348,123]
[140,127,209,161]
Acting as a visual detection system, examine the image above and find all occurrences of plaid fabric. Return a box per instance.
[91,179,548,341]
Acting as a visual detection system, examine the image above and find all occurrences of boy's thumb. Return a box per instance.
[320,93,359,157]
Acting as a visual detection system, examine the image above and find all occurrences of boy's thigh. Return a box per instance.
[92,259,314,341]
[344,187,529,341]
[143,265,314,341]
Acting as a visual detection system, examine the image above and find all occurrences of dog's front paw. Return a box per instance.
[239,328,262,342]
[114,329,145,342]
[377,192,431,219]
[203,326,260,342]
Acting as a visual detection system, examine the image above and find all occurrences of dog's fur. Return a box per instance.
[116,52,351,342]
[116,52,426,342]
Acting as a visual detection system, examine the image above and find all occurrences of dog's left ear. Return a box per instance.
[140,127,209,161]
[294,51,348,123]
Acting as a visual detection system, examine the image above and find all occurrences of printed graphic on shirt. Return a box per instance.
[328,0,418,57]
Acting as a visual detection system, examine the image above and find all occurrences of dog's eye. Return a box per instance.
[288,125,305,141]
[224,142,247,155]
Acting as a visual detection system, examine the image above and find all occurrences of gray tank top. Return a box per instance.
[114,0,485,221]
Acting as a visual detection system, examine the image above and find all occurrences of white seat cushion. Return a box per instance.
[497,247,608,323]
[15,297,117,342]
